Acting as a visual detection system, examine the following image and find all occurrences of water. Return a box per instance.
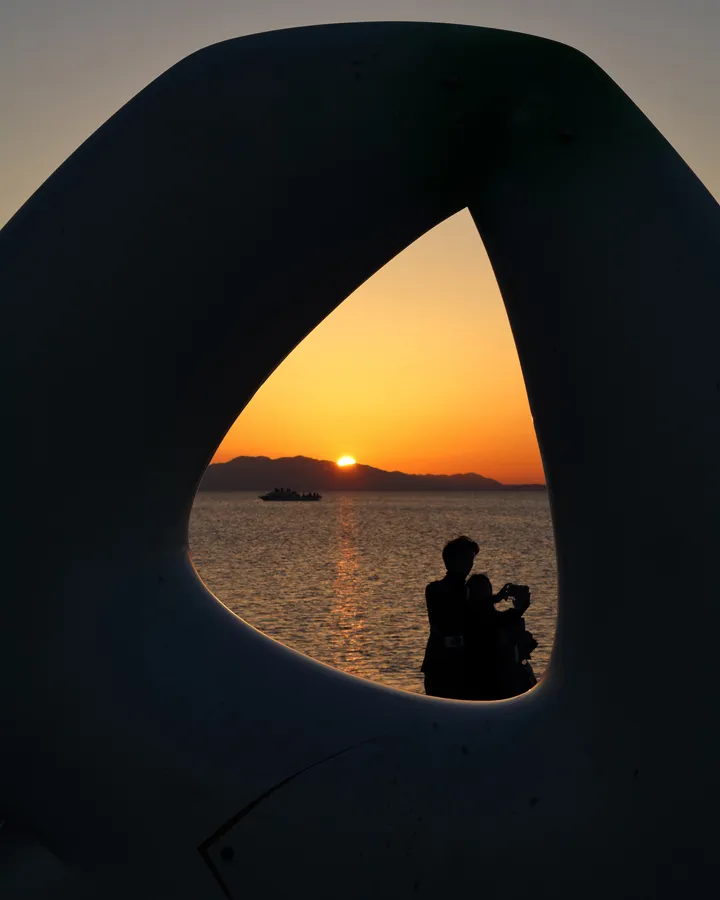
[189,491,557,694]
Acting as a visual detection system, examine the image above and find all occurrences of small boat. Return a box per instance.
[259,488,322,502]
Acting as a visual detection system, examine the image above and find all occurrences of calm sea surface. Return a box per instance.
[189,491,557,694]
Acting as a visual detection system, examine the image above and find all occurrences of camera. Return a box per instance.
[499,583,531,611]
[503,583,529,599]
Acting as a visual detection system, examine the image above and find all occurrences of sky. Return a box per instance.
[2,1,718,483]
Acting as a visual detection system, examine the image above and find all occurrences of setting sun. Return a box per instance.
[337,456,356,467]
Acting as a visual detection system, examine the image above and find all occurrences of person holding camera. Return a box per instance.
[464,573,538,700]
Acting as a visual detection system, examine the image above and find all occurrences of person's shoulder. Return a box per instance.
[425,579,445,597]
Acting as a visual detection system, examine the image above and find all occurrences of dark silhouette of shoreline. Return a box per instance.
[199,455,546,492]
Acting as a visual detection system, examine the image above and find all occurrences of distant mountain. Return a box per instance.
[198,456,546,492]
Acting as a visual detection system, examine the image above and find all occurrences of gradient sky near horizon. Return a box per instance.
[2,2,718,483]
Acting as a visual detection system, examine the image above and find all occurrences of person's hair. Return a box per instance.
[442,535,479,568]
[467,573,492,594]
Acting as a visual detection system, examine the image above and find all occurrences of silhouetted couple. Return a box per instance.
[421,536,538,700]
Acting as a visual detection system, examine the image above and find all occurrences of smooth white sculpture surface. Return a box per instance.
[1,21,718,900]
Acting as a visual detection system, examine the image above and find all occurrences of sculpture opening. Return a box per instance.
[190,210,555,695]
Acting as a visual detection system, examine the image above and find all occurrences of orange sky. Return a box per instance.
[213,210,545,484]
[2,6,718,486]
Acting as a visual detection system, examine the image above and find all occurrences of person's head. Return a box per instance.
[467,573,493,603]
[442,535,479,577]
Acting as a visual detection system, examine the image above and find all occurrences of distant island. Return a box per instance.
[199,456,546,492]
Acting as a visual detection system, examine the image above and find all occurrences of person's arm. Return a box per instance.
[518,630,538,658]
[425,583,438,631]
[426,582,450,634]
[492,584,510,605]
[496,583,531,615]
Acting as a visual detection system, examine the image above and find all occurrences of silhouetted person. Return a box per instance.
[465,573,538,700]
[421,536,479,698]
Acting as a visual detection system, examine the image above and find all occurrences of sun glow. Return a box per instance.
[337,456,356,467]
[211,211,546,483]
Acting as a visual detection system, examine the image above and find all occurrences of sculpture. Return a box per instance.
[1,22,718,899]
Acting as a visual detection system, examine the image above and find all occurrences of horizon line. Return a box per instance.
[209,453,547,487]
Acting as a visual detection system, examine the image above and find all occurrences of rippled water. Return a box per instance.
[189,491,557,694]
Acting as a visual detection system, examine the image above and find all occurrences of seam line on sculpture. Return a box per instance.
[198,736,378,898]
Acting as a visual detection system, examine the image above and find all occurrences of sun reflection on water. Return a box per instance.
[190,491,556,693]
[329,496,367,672]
